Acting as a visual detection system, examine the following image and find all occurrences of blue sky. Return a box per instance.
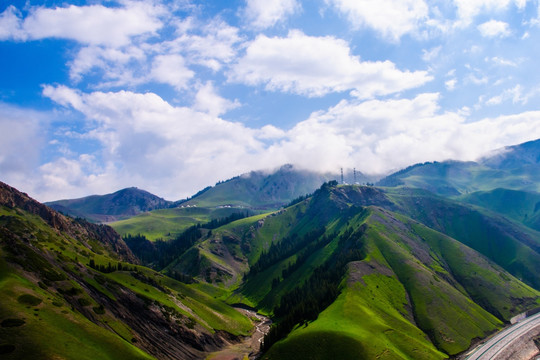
[2,0,540,201]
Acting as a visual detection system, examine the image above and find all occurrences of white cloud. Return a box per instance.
[162,17,243,71]
[478,19,511,37]
[150,54,194,90]
[229,30,432,98]
[0,6,24,40]
[487,56,518,66]
[193,82,240,117]
[327,0,429,41]
[69,45,146,84]
[0,104,51,198]
[485,85,537,105]
[65,15,242,89]
[445,78,457,90]
[0,2,164,46]
[272,93,540,174]
[40,86,269,200]
[453,0,529,26]
[243,0,301,29]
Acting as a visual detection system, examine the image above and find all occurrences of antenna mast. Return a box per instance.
[341,168,344,185]
[354,168,357,184]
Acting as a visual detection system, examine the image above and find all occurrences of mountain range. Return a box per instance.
[46,164,372,225]
[1,138,540,360]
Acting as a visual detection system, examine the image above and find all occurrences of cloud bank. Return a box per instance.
[9,86,534,201]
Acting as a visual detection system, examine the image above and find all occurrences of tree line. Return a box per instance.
[88,259,136,273]
[248,227,326,277]
[261,224,367,353]
[123,212,250,271]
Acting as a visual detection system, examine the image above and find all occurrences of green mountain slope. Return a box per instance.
[183,164,339,209]
[382,187,540,290]
[459,188,540,231]
[111,206,254,241]
[46,187,173,223]
[0,181,252,360]
[167,182,539,358]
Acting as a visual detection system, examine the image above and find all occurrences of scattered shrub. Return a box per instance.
[92,305,105,314]
[77,298,91,306]
[17,294,42,306]
[1,319,25,327]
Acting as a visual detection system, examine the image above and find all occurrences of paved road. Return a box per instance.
[465,312,540,360]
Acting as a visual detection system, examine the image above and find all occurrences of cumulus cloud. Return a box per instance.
[40,85,270,200]
[274,93,540,174]
[229,30,432,98]
[0,6,25,40]
[193,82,240,117]
[0,2,164,46]
[69,45,146,84]
[243,0,301,29]
[160,17,243,71]
[478,19,511,37]
[66,15,242,89]
[327,0,429,41]
[150,54,194,90]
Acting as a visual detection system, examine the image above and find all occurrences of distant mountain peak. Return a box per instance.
[45,187,173,223]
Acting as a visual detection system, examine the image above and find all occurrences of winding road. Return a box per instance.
[465,312,540,360]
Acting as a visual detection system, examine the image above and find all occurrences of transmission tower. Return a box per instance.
[341,168,344,185]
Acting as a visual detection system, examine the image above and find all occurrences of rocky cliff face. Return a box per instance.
[0,181,138,264]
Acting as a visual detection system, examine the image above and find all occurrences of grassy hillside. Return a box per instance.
[459,188,540,231]
[383,187,540,290]
[0,182,253,360]
[111,206,254,241]
[252,202,539,358]
[263,271,447,360]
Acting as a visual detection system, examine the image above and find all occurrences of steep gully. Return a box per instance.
[206,308,271,360]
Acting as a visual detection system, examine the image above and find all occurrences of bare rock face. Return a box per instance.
[0,181,138,264]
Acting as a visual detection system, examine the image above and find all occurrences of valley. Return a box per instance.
[1,139,540,359]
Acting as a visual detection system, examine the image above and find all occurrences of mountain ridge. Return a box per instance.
[377,138,540,196]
